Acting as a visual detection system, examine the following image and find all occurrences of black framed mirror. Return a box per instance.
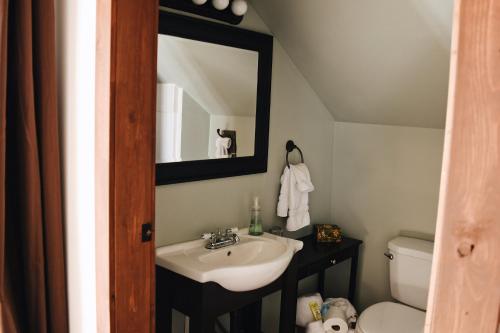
[156,11,273,185]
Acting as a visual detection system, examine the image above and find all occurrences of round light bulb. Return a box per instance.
[212,0,229,10]
[231,0,248,16]
[192,0,207,5]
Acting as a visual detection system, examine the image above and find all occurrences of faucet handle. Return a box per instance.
[232,232,240,243]
[201,233,214,240]
[224,227,239,237]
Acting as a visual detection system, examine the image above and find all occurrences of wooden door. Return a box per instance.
[425,0,500,332]
[96,0,158,332]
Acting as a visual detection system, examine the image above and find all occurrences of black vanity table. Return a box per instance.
[156,235,362,333]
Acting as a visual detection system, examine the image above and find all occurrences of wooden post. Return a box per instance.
[96,0,158,332]
[425,0,500,332]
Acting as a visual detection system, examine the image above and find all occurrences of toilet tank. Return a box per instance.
[388,237,434,310]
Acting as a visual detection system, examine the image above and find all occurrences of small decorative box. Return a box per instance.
[315,224,342,243]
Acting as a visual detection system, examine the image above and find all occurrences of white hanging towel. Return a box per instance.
[156,83,183,163]
[277,163,314,231]
[215,137,232,158]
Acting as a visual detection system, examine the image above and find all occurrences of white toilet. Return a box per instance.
[356,237,434,333]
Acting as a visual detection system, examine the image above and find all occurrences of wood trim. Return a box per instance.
[425,0,500,331]
[95,0,114,333]
[95,0,113,330]
[96,0,158,332]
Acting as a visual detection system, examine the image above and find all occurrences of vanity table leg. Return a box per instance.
[156,268,172,333]
[230,300,262,333]
[242,300,262,333]
[155,303,172,333]
[189,314,215,333]
[230,310,243,333]
[318,270,325,296]
[279,255,298,333]
[348,247,359,303]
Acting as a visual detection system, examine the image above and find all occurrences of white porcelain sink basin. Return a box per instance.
[156,229,303,292]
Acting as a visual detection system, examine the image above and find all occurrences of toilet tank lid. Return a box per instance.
[388,237,433,260]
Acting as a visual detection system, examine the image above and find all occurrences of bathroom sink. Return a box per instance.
[156,229,303,292]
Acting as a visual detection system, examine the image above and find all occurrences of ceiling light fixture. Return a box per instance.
[231,0,247,16]
[212,0,229,10]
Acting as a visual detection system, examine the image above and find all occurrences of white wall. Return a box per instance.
[330,122,444,310]
[155,5,335,332]
[55,0,97,332]
[208,115,256,158]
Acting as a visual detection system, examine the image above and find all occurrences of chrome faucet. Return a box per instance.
[202,228,240,250]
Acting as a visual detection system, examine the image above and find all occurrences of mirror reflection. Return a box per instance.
[156,34,258,163]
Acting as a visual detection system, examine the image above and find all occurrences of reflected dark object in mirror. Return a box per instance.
[156,12,273,185]
[217,129,237,158]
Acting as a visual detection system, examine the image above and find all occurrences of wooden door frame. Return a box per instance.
[96,0,158,332]
[425,0,500,331]
[94,0,499,332]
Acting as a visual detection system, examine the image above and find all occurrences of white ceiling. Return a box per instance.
[250,0,454,128]
[157,34,258,117]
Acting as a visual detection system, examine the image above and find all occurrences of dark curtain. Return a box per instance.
[0,0,69,332]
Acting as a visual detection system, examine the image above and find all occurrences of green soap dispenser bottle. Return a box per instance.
[249,196,263,236]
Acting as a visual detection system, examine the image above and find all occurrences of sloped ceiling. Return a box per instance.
[250,0,454,128]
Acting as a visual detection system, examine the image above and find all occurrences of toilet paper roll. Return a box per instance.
[306,320,326,333]
[296,293,324,327]
[323,306,348,333]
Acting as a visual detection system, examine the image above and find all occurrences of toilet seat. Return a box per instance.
[356,301,425,333]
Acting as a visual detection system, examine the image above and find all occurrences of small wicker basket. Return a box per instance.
[314,224,342,243]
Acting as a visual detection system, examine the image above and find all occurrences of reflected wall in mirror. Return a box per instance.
[156,35,258,163]
[156,12,273,185]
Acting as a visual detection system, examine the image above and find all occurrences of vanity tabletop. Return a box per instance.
[295,234,363,269]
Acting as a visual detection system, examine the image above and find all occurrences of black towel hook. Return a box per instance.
[217,129,225,137]
[286,140,304,168]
